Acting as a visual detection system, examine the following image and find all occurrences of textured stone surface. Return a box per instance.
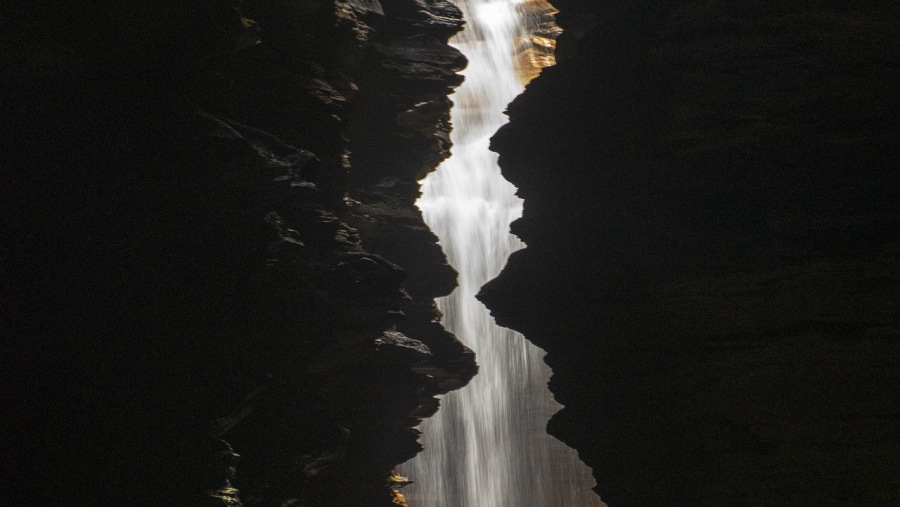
[2,1,471,506]
[345,0,475,419]
[481,1,900,505]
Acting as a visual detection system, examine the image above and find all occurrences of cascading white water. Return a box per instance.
[400,1,604,506]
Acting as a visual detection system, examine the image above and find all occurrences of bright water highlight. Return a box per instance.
[401,1,603,505]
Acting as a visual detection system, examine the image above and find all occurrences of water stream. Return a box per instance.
[400,1,604,505]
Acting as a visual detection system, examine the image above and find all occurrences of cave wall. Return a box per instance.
[481,1,900,505]
[2,1,473,506]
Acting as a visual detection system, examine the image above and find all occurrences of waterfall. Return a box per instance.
[400,1,604,506]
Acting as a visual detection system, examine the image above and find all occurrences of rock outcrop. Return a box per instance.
[481,1,900,505]
[2,1,472,506]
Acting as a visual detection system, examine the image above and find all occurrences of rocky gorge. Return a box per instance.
[3,1,899,506]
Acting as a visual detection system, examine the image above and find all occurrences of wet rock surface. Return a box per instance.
[482,1,900,505]
[2,1,471,506]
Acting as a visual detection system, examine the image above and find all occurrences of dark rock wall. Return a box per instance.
[481,1,900,505]
[2,1,472,506]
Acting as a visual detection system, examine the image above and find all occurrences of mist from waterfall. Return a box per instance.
[400,1,603,506]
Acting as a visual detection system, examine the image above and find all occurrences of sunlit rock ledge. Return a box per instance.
[483,0,900,505]
[515,0,562,83]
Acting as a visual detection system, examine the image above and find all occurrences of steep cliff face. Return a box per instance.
[2,1,472,506]
[481,1,900,505]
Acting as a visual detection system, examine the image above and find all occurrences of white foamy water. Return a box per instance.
[400,1,604,506]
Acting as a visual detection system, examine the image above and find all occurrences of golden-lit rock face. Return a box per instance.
[390,489,409,507]
[515,0,561,83]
